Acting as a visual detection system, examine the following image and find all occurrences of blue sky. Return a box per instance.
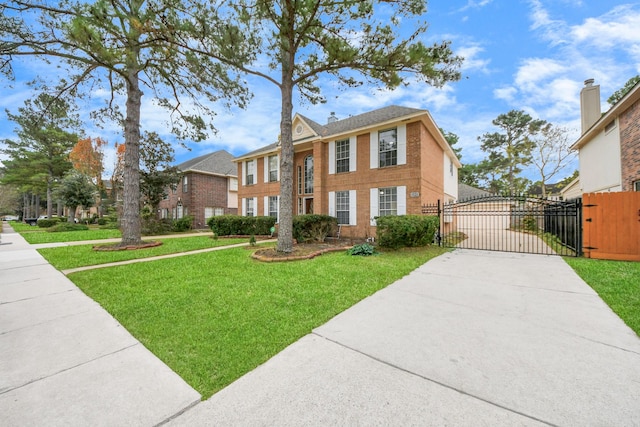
[1,0,639,183]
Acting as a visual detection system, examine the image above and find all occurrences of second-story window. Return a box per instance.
[304,155,313,194]
[336,139,350,173]
[246,160,255,185]
[182,176,189,193]
[268,155,279,182]
[379,128,398,168]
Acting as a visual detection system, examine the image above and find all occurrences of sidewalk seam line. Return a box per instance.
[0,343,140,396]
[312,332,559,427]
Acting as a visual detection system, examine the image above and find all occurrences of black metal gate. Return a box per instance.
[422,195,582,256]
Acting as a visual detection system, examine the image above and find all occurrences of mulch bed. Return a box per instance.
[93,241,163,251]
[252,240,358,262]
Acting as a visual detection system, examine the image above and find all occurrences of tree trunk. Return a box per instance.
[46,172,53,218]
[120,66,143,246]
[276,36,295,254]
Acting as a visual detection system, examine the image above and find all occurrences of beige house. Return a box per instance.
[571,78,640,193]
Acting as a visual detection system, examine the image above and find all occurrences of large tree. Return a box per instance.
[530,124,575,197]
[55,170,96,222]
[190,0,462,253]
[607,75,640,106]
[1,93,77,218]
[478,110,545,195]
[0,0,248,246]
[139,131,180,212]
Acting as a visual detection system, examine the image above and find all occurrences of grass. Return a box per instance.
[38,236,248,270]
[19,227,122,244]
[69,245,449,398]
[564,257,640,336]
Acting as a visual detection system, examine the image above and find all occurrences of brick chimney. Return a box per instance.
[580,78,601,134]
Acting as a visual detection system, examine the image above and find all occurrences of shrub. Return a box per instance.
[142,218,173,235]
[347,243,377,256]
[207,215,276,236]
[522,216,538,232]
[376,215,439,249]
[172,215,194,232]
[37,218,58,228]
[292,214,337,243]
[48,222,89,232]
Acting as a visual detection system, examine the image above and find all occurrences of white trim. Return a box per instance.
[241,197,246,216]
[370,188,378,225]
[263,196,268,216]
[349,190,357,226]
[328,141,336,175]
[241,162,246,186]
[397,124,406,165]
[328,191,336,216]
[370,132,379,169]
[349,136,357,172]
[397,186,407,215]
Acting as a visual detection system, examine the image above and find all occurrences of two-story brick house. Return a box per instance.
[234,105,460,239]
[158,150,238,228]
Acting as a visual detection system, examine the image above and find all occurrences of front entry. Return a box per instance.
[304,198,314,214]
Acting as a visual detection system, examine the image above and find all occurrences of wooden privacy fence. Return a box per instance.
[582,192,640,262]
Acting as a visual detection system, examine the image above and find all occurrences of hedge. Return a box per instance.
[376,215,439,249]
[292,214,337,243]
[207,215,276,236]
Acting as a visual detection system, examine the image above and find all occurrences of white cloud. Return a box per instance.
[457,43,491,74]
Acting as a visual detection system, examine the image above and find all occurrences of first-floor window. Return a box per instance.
[245,198,255,217]
[161,208,169,219]
[378,187,398,217]
[336,191,350,225]
[634,180,640,191]
[205,207,226,220]
[268,196,279,219]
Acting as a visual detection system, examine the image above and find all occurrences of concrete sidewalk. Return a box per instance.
[0,223,200,426]
[169,250,640,426]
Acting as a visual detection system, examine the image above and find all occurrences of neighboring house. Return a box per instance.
[560,177,581,200]
[158,150,238,228]
[458,183,493,201]
[571,78,640,193]
[234,105,461,239]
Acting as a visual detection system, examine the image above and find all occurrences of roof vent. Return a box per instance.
[584,78,595,87]
[327,112,338,123]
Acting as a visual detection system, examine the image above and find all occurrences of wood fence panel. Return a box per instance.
[583,192,640,261]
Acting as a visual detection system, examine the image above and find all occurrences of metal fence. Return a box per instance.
[422,195,582,256]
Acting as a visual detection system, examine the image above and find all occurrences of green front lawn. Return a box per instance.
[38,236,248,270]
[69,245,449,398]
[565,257,640,336]
[20,228,122,243]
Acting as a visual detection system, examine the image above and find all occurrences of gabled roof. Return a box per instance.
[572,80,640,150]
[177,150,236,177]
[235,105,459,164]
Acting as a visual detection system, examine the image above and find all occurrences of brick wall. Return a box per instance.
[619,98,640,191]
[157,172,236,228]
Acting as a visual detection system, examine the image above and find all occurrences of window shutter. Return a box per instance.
[349,190,357,225]
[397,124,407,165]
[328,141,336,175]
[241,198,246,216]
[253,197,258,216]
[263,156,268,183]
[276,155,280,181]
[397,186,407,215]
[370,188,378,225]
[328,191,336,216]
[241,162,246,186]
[349,136,357,172]
[264,196,269,216]
[370,132,378,169]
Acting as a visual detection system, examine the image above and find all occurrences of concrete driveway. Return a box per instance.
[170,250,640,426]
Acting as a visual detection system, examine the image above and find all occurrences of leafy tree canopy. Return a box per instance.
[607,75,640,106]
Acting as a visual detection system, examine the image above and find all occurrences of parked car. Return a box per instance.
[1,215,19,221]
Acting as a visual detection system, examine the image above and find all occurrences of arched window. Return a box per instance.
[304,155,314,194]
